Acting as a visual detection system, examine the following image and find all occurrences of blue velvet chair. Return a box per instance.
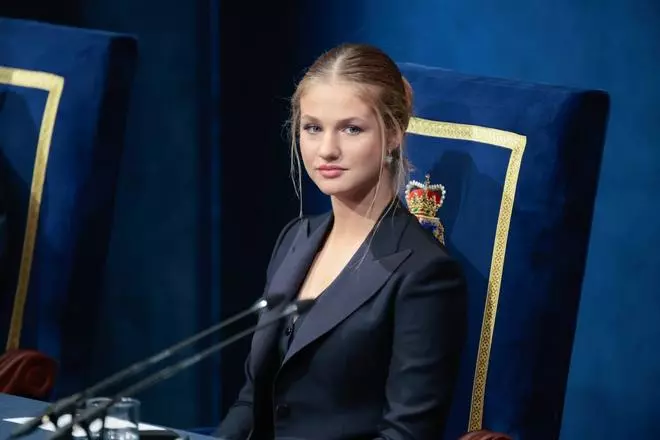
[398,63,610,440]
[0,18,137,400]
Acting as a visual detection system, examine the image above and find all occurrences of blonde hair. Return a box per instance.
[288,43,414,217]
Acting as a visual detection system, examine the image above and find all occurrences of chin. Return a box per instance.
[311,178,350,196]
[314,180,378,203]
[315,183,348,196]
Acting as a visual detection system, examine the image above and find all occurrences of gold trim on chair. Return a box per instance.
[0,67,64,351]
[407,116,527,431]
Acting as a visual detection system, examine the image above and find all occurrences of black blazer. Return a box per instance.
[216,203,467,440]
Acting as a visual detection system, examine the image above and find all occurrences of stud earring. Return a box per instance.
[385,147,400,165]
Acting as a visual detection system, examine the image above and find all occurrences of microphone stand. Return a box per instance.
[9,294,287,440]
[50,299,314,440]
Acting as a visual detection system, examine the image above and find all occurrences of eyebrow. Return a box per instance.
[301,115,368,125]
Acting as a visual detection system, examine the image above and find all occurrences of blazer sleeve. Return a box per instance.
[376,255,468,440]
[214,216,303,440]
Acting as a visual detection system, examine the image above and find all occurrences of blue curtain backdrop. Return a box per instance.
[70,0,300,428]
[215,0,301,418]
[76,0,222,428]
[1,0,230,428]
[2,0,659,438]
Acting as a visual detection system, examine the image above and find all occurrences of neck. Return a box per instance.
[329,184,396,241]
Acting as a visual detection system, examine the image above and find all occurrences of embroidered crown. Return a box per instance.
[405,174,446,218]
[405,174,447,244]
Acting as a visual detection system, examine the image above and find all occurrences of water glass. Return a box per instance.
[84,397,140,440]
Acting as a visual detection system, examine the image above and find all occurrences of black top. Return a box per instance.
[278,309,307,363]
[278,286,329,363]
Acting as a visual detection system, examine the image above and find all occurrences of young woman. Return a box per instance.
[216,43,467,440]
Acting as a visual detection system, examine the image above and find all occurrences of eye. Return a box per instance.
[302,124,322,134]
[343,125,363,135]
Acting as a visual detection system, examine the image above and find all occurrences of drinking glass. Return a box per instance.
[84,397,140,440]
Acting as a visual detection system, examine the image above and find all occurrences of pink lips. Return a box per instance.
[317,164,346,178]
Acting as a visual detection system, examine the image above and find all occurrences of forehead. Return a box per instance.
[300,80,376,120]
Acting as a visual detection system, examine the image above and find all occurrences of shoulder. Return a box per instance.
[396,212,466,295]
[270,211,329,252]
[399,211,454,266]
[265,211,330,276]
[273,216,303,248]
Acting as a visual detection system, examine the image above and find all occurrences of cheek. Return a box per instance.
[351,137,383,167]
[299,137,316,168]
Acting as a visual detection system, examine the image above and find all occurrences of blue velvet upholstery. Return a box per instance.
[397,63,610,440]
[0,18,137,396]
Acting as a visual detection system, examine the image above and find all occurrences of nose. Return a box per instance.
[318,132,340,160]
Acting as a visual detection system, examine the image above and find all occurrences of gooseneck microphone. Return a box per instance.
[50,298,315,440]
[9,293,287,440]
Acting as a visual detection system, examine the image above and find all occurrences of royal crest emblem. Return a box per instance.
[405,174,447,244]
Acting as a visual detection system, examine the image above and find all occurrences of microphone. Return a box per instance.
[50,298,315,440]
[9,293,287,440]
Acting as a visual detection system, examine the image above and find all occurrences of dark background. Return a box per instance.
[1,0,659,438]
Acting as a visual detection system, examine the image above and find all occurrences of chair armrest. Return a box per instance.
[458,429,513,440]
[0,349,57,400]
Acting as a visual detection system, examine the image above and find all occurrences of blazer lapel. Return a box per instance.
[282,206,413,366]
[249,214,332,374]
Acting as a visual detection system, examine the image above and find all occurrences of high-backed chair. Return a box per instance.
[398,63,609,440]
[0,18,137,400]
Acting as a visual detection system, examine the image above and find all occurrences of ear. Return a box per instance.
[387,130,404,154]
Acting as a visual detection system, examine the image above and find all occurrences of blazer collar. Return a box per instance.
[250,199,414,373]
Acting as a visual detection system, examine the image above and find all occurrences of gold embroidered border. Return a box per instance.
[0,67,64,351]
[407,116,527,431]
